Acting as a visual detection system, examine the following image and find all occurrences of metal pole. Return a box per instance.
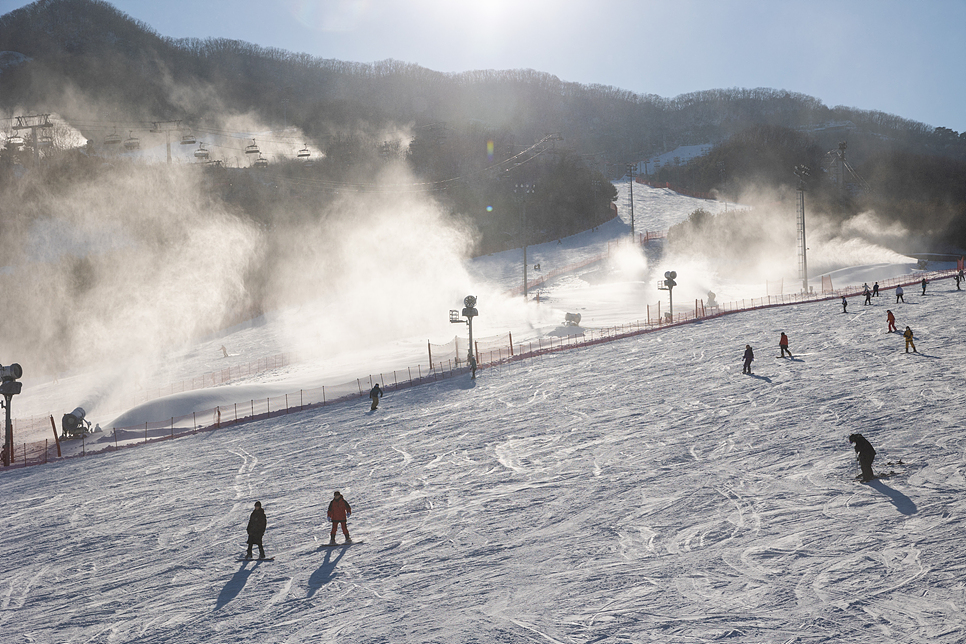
[3,394,12,466]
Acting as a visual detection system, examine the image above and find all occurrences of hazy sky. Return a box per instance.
[3,0,965,132]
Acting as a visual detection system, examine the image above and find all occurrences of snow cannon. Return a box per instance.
[564,312,581,326]
[62,407,92,439]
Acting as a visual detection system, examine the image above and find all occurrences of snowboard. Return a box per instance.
[237,557,274,561]
[853,471,896,482]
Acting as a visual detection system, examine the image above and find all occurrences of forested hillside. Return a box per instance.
[2,0,965,254]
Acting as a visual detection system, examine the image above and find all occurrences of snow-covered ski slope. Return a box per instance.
[4,182,965,643]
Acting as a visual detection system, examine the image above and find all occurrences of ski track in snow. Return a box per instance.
[2,183,966,643]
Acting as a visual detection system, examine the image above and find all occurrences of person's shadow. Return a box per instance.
[868,479,917,515]
[307,547,346,597]
[215,563,254,610]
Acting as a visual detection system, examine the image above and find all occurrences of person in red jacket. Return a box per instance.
[779,332,792,358]
[327,491,352,545]
[886,310,897,333]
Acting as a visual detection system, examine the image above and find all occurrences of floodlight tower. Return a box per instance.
[514,183,535,299]
[626,163,636,237]
[657,270,677,319]
[0,363,23,467]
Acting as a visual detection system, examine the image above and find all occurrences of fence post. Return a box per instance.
[114,428,118,451]
[144,422,148,443]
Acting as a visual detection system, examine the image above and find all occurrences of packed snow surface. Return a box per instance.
[3,182,964,643]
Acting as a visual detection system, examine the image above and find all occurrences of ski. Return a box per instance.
[319,541,362,547]
[237,557,274,561]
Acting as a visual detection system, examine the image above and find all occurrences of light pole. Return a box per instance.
[514,183,535,299]
[794,165,810,293]
[449,296,479,378]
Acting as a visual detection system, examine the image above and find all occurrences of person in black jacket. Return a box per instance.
[369,384,383,411]
[742,345,754,374]
[246,501,267,559]
[848,433,877,483]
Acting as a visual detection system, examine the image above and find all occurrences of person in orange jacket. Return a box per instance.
[327,491,352,544]
[886,310,897,333]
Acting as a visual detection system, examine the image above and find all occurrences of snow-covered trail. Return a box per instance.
[3,279,965,643]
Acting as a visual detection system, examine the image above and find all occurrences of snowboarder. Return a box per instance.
[863,284,871,305]
[369,384,383,411]
[327,491,352,545]
[221,345,229,358]
[895,285,904,303]
[903,326,917,353]
[956,274,962,291]
[872,282,880,297]
[742,344,754,374]
[246,501,267,559]
[848,433,877,483]
[886,309,897,333]
[841,296,848,313]
[468,353,477,379]
[779,332,792,358]
[921,277,928,295]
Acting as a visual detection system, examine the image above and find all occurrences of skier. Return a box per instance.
[872,281,880,297]
[369,383,383,411]
[221,345,229,358]
[895,285,904,303]
[886,309,897,333]
[246,501,267,559]
[921,277,928,295]
[848,433,877,483]
[468,353,477,379]
[742,344,754,374]
[903,326,917,353]
[956,274,962,291]
[841,296,848,313]
[327,491,352,545]
[779,332,792,358]
[862,283,871,305]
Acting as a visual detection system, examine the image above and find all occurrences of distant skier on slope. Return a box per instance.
[779,332,792,358]
[921,277,928,295]
[886,310,897,333]
[863,284,871,305]
[895,285,904,303]
[848,433,877,483]
[327,491,352,545]
[742,344,754,374]
[246,501,267,559]
[903,326,917,353]
[468,354,477,379]
[841,296,848,313]
[873,282,880,297]
[369,384,383,411]
[956,273,962,291]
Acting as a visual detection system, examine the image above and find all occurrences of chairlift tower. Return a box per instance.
[150,120,182,164]
[0,363,23,467]
[11,114,52,163]
[794,165,810,293]
[514,183,536,300]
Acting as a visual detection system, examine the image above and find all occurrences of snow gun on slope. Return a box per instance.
[61,407,93,439]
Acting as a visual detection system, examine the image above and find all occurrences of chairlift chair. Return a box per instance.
[194,142,209,159]
[245,138,260,155]
[254,154,268,168]
[123,131,140,150]
[104,127,122,146]
[180,131,197,145]
[6,135,24,148]
[297,144,311,159]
